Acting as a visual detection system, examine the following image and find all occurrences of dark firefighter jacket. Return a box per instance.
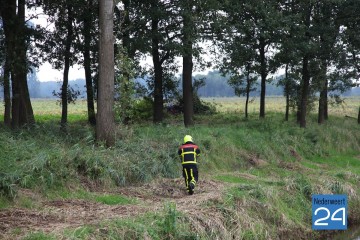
[178,142,201,165]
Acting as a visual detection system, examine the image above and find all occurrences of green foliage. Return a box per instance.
[335,172,345,180]
[294,174,313,200]
[329,181,345,194]
[22,232,56,240]
[0,196,11,209]
[75,156,106,180]
[215,175,250,184]
[63,226,94,239]
[173,78,217,115]
[161,202,178,238]
[193,96,217,115]
[1,106,360,203]
[115,46,137,124]
[52,85,81,105]
[0,173,20,199]
[74,203,194,240]
[130,97,154,122]
[1,104,360,239]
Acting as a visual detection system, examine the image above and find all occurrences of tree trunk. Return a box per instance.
[152,17,164,124]
[324,87,328,120]
[3,49,11,127]
[318,49,329,124]
[60,5,74,131]
[259,38,266,118]
[296,103,301,123]
[11,0,35,128]
[2,0,35,128]
[299,2,312,128]
[97,0,116,147]
[300,55,310,128]
[245,69,250,119]
[285,64,289,121]
[1,0,15,127]
[318,79,328,124]
[182,5,194,127]
[2,0,16,127]
[183,54,194,127]
[83,2,96,125]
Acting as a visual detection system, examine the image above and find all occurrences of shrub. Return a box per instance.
[131,97,153,121]
[0,173,20,199]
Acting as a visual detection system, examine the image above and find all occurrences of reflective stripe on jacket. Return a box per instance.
[178,142,201,165]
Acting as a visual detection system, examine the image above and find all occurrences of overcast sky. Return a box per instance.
[36,62,85,82]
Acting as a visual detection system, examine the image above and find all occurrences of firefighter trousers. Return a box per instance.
[182,165,198,194]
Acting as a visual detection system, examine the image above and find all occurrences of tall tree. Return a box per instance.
[279,0,316,127]
[0,17,11,126]
[60,3,75,131]
[114,0,141,124]
[334,0,360,98]
[277,0,358,126]
[181,0,195,127]
[114,0,178,124]
[272,0,303,122]
[1,0,35,128]
[150,0,164,123]
[220,36,258,118]
[42,0,78,130]
[79,0,97,125]
[226,62,257,118]
[313,0,341,124]
[146,0,179,123]
[96,0,115,146]
[221,0,283,119]
[41,0,98,127]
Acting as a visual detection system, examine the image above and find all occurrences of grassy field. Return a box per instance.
[202,96,360,117]
[0,98,360,239]
[1,96,358,118]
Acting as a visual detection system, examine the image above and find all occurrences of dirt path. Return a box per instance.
[0,178,227,239]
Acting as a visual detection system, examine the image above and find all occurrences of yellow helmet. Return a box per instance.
[184,135,193,143]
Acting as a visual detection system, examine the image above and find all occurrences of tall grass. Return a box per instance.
[1,99,360,239]
[1,107,360,199]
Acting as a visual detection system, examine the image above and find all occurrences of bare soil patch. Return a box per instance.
[0,178,225,239]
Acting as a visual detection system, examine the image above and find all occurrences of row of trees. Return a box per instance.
[4,69,360,98]
[218,0,360,124]
[1,0,360,145]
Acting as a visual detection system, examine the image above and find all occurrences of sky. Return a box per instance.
[36,57,211,82]
[27,7,84,82]
[36,62,85,82]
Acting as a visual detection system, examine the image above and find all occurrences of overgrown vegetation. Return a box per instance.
[0,99,360,239]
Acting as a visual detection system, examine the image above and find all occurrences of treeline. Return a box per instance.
[1,69,360,99]
[196,71,360,97]
[195,71,284,97]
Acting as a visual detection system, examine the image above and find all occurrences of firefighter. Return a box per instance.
[178,135,201,195]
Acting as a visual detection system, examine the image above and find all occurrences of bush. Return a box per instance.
[193,95,217,115]
[0,173,20,199]
[131,97,153,121]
